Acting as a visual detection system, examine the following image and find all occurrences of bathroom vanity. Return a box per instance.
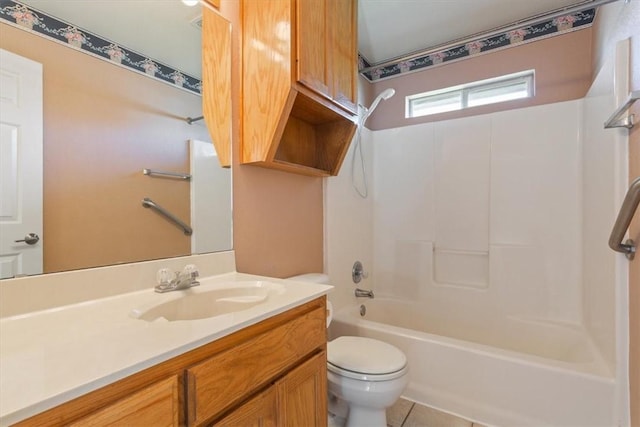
[0,257,331,427]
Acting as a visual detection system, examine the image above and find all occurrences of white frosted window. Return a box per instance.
[408,91,462,116]
[406,70,534,118]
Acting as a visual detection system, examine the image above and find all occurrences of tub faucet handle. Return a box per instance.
[355,288,374,298]
[352,261,368,283]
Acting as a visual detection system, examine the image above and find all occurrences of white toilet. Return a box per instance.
[327,336,408,427]
[288,273,409,427]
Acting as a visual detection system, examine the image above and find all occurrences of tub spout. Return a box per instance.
[355,288,374,298]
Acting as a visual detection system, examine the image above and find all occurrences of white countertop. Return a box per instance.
[0,272,331,426]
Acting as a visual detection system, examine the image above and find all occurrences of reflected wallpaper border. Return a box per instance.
[0,0,203,96]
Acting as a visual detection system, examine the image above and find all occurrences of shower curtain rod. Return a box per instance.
[359,0,621,73]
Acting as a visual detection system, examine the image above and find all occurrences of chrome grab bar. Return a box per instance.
[609,176,640,260]
[604,90,639,130]
[141,198,193,236]
[143,169,191,180]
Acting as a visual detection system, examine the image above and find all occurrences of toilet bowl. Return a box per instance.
[327,336,408,427]
[287,274,409,427]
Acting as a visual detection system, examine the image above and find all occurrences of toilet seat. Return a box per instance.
[328,336,407,381]
[328,361,408,381]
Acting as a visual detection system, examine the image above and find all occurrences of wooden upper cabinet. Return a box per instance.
[202,0,220,9]
[296,0,330,99]
[328,0,358,113]
[202,6,232,167]
[241,0,358,177]
[296,0,357,113]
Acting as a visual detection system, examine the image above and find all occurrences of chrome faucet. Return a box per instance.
[155,265,200,293]
[354,288,374,298]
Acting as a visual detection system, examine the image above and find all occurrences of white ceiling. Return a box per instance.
[358,0,586,64]
[19,0,203,78]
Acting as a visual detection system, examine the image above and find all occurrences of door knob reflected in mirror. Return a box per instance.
[15,233,40,245]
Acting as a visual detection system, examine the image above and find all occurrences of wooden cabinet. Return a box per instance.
[202,6,231,167]
[277,351,327,427]
[68,376,181,427]
[296,0,357,113]
[214,352,327,427]
[16,298,327,427]
[328,0,358,113]
[240,0,358,177]
[186,301,326,425]
[215,387,277,427]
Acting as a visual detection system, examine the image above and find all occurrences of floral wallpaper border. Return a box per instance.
[0,0,202,95]
[359,8,596,82]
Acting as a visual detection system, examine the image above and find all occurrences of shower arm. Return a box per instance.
[608,176,640,260]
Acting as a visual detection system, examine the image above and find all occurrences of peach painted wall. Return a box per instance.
[216,1,324,278]
[591,2,640,425]
[0,23,210,273]
[365,28,593,131]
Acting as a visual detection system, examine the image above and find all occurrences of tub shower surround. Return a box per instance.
[359,8,596,81]
[0,0,202,95]
[328,97,625,426]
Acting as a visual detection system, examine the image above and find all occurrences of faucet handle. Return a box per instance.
[183,264,199,278]
[156,268,173,286]
[352,261,368,283]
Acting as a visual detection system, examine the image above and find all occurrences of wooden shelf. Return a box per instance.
[273,91,356,176]
[240,0,357,177]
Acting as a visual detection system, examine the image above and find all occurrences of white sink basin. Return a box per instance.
[130,281,286,322]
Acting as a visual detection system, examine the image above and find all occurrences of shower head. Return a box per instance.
[362,88,395,122]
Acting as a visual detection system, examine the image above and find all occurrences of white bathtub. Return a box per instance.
[329,298,617,427]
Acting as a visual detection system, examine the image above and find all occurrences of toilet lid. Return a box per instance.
[327,336,407,375]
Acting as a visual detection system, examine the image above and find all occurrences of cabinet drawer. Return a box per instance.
[69,375,181,427]
[186,305,326,425]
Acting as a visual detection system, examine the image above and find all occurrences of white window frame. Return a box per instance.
[405,70,535,118]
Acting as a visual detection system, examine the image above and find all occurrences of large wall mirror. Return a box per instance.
[0,0,232,279]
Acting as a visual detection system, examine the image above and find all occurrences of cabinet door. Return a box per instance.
[215,387,277,427]
[296,0,330,98]
[329,0,357,113]
[69,376,181,427]
[277,351,327,427]
[202,6,232,167]
[186,306,326,425]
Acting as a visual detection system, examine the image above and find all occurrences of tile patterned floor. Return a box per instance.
[328,396,487,427]
[386,398,486,427]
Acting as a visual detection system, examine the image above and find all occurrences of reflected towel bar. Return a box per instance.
[608,176,640,260]
[142,197,193,236]
[143,169,191,180]
[604,90,639,129]
[186,115,204,125]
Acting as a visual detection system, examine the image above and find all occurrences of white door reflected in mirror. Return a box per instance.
[0,49,43,279]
